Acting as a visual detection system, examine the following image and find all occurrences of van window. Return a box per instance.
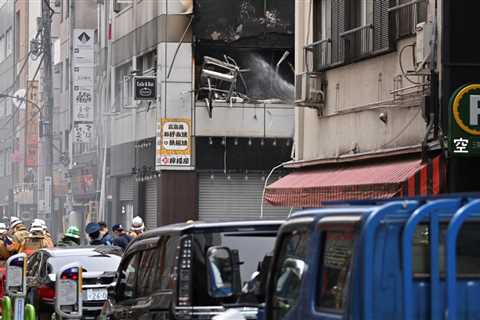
[118,252,141,300]
[413,223,480,276]
[317,230,355,311]
[136,236,178,296]
[270,229,310,319]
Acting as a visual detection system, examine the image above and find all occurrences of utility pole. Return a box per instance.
[39,0,55,234]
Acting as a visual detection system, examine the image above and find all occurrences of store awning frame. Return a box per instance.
[265,155,445,208]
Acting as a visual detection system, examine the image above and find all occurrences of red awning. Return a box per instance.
[265,155,445,207]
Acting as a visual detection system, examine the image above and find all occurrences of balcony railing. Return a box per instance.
[304,38,332,72]
[388,0,428,39]
[340,24,374,63]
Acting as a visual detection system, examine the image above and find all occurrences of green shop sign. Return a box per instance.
[448,84,480,156]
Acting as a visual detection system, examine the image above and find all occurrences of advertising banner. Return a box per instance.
[156,118,194,170]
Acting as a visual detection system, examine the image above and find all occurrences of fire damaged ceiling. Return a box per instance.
[193,0,294,44]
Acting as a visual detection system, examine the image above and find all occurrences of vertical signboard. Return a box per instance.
[72,29,95,137]
[448,84,480,155]
[156,118,194,170]
[25,81,39,167]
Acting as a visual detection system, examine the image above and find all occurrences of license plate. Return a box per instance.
[83,288,108,301]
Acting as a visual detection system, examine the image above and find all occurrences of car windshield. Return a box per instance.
[47,254,121,274]
[191,226,279,306]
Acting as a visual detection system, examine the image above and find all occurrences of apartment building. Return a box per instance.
[98,0,295,228]
[266,0,446,207]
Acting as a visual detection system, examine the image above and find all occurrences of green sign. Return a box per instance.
[448,84,480,156]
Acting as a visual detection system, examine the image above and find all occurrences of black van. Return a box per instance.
[100,220,283,320]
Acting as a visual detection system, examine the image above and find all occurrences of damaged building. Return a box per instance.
[99,0,295,227]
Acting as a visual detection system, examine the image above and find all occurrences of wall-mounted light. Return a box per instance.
[234,138,238,146]
[227,174,231,181]
[260,139,265,147]
[248,138,252,146]
[244,170,249,181]
[221,137,226,146]
[379,112,388,124]
[272,139,277,146]
[209,137,213,145]
[210,173,215,180]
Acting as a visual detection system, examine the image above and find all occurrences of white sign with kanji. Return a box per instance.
[73,85,94,122]
[156,118,194,171]
[72,123,94,143]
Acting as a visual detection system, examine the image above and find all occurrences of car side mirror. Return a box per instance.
[206,246,238,298]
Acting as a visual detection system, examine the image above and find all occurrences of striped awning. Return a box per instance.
[265,155,445,208]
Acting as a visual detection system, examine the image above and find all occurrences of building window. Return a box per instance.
[5,28,12,57]
[309,0,404,71]
[113,0,131,14]
[389,0,427,39]
[115,62,132,111]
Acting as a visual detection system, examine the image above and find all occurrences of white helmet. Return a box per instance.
[131,216,145,232]
[0,222,7,234]
[30,221,43,233]
[10,217,22,229]
[34,219,47,230]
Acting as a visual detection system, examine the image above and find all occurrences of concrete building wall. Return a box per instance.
[294,0,436,162]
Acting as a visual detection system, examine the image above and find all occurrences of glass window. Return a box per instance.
[270,229,310,319]
[317,230,355,311]
[136,248,158,297]
[118,252,141,300]
[412,223,480,276]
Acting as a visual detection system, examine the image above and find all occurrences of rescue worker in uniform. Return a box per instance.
[35,219,54,247]
[128,216,145,239]
[86,222,107,246]
[0,223,10,261]
[58,226,81,247]
[19,221,53,256]
[5,217,30,255]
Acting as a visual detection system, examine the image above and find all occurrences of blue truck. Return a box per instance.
[261,196,480,320]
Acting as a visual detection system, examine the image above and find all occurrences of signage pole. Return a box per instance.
[39,0,55,233]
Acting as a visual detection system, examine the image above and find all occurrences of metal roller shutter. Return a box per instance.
[144,179,158,229]
[119,176,135,201]
[198,172,291,222]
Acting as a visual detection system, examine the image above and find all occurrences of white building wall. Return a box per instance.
[295,0,436,161]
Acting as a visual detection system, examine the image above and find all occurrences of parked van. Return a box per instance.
[263,196,480,320]
[100,220,283,320]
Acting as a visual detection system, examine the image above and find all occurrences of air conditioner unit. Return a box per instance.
[295,72,326,115]
[415,22,433,71]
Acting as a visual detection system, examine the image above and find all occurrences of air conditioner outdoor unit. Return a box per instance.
[415,22,433,71]
[295,72,326,115]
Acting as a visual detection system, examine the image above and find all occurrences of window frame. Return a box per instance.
[315,221,358,314]
[268,223,311,319]
[116,251,142,302]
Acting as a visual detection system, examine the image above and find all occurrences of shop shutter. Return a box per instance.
[119,176,135,201]
[144,179,158,229]
[198,172,291,222]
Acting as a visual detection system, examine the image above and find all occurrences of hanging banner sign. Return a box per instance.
[73,85,94,122]
[448,84,480,156]
[72,123,94,143]
[156,118,194,171]
[73,29,94,65]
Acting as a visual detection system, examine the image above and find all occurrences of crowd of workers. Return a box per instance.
[0,215,146,261]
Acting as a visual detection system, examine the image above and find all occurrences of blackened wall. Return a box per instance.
[442,0,480,192]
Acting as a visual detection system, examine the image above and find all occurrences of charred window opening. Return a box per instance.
[193,0,295,106]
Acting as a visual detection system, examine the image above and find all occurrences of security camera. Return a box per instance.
[379,112,388,124]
